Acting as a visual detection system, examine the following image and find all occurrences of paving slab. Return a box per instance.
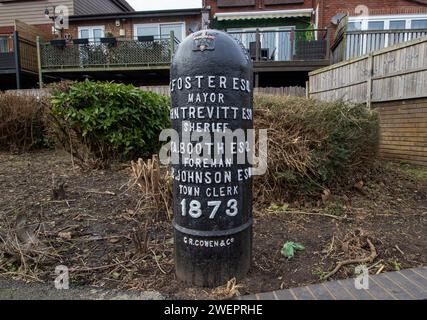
[237,267,427,300]
[0,278,164,300]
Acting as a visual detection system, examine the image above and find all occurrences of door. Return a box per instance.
[277,27,293,61]
[77,26,105,66]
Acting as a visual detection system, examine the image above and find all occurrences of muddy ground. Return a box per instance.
[0,150,425,299]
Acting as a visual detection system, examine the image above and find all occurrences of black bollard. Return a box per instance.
[170,29,253,287]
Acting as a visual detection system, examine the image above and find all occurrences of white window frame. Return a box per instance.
[133,22,186,41]
[349,13,427,31]
[348,14,427,56]
[228,26,295,61]
[78,25,105,43]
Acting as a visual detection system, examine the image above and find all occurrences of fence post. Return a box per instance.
[255,29,260,62]
[169,30,175,62]
[13,31,21,89]
[366,53,374,108]
[36,36,43,89]
[325,28,331,61]
[306,80,310,98]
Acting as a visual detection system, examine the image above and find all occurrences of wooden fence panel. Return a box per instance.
[309,36,427,166]
[254,86,306,97]
[309,36,427,104]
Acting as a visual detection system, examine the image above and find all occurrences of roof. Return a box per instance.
[73,0,134,16]
[70,8,202,21]
[214,9,313,21]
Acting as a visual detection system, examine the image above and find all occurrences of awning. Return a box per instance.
[214,9,313,21]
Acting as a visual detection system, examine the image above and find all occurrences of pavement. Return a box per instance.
[1,267,426,300]
[237,267,427,300]
[0,278,164,300]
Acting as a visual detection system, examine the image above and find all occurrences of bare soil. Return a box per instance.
[0,150,426,299]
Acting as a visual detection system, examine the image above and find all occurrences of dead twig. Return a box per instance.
[83,189,116,196]
[288,210,348,220]
[322,238,377,281]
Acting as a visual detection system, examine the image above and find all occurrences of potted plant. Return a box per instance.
[50,39,66,48]
[73,38,89,45]
[101,32,117,45]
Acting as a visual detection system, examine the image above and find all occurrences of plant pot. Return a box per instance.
[138,36,154,42]
[100,37,117,45]
[50,39,66,47]
[73,38,89,45]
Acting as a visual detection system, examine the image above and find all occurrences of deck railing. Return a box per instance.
[228,29,329,62]
[332,28,427,63]
[40,35,180,71]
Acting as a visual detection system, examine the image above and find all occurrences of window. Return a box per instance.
[348,21,362,31]
[390,20,406,30]
[412,19,427,29]
[368,21,384,30]
[78,26,105,43]
[228,26,294,61]
[347,15,427,58]
[0,36,10,53]
[160,24,184,42]
[134,23,185,41]
[135,25,158,38]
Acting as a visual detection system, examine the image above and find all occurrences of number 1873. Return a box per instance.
[180,199,238,219]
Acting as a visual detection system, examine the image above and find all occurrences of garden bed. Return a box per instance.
[0,150,426,299]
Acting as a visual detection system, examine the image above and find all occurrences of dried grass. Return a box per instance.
[0,93,45,152]
[253,94,379,204]
[129,155,173,220]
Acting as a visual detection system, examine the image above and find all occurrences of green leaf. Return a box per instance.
[281,242,305,259]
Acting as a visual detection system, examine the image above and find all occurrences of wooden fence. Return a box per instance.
[309,36,427,105]
[309,36,427,166]
[140,86,171,96]
[140,86,307,97]
[254,86,306,97]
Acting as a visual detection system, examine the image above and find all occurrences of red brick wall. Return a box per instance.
[205,0,316,12]
[67,15,201,40]
[0,23,52,35]
[318,0,427,30]
[205,0,427,29]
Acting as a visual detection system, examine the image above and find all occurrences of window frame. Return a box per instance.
[77,25,105,43]
[348,14,427,31]
[133,22,186,41]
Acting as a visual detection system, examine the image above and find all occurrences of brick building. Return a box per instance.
[1,0,426,89]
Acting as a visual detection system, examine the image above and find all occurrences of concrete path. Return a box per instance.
[0,278,164,300]
[1,267,426,300]
[238,267,427,300]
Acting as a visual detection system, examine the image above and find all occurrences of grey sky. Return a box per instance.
[127,0,202,11]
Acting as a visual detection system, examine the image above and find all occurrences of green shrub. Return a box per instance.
[254,94,380,202]
[0,93,47,152]
[48,80,170,165]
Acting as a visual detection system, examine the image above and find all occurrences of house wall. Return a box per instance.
[0,0,74,28]
[206,0,316,29]
[317,0,427,30]
[66,15,201,40]
[205,0,427,30]
[205,0,315,14]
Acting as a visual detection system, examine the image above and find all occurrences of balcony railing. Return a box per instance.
[228,29,329,62]
[40,36,180,71]
[332,29,427,63]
